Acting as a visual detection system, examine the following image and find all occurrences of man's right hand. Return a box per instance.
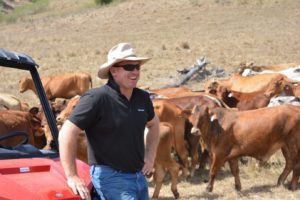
[67,175,91,200]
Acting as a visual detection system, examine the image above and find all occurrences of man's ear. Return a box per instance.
[109,67,116,77]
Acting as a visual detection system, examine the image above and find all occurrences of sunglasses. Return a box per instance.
[115,64,140,71]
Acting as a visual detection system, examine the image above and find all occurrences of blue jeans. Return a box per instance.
[90,165,149,200]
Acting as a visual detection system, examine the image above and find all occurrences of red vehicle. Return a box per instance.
[0,48,93,200]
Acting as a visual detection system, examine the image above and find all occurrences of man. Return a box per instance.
[59,43,160,200]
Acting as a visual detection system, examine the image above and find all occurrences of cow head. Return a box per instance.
[28,107,46,149]
[181,105,212,136]
[206,80,219,95]
[215,85,231,100]
[265,77,296,98]
[35,100,68,150]
[56,95,80,129]
[29,107,44,136]
[264,78,283,98]
[282,83,295,96]
[19,76,33,93]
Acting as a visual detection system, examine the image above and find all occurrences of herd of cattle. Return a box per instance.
[1,64,300,199]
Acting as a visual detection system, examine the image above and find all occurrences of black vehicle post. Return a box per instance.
[29,67,59,151]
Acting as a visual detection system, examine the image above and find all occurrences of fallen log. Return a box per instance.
[163,57,207,88]
[1,0,15,10]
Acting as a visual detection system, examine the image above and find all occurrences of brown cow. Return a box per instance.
[166,94,229,175]
[294,84,300,98]
[153,94,226,177]
[0,93,29,111]
[150,122,180,200]
[19,72,92,100]
[149,86,200,99]
[0,107,45,149]
[214,77,292,110]
[56,95,80,128]
[205,73,295,93]
[183,104,300,192]
[152,99,189,178]
[53,95,87,163]
[237,63,300,76]
[38,99,69,150]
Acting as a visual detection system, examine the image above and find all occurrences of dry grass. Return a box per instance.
[1,0,300,199]
[148,153,300,200]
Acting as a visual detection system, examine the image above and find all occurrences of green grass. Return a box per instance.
[0,0,126,24]
[0,0,49,24]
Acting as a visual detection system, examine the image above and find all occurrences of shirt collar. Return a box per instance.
[106,75,137,99]
[107,75,121,94]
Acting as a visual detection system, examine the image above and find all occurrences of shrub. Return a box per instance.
[95,0,113,5]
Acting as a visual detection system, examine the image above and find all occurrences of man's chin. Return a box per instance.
[128,81,138,88]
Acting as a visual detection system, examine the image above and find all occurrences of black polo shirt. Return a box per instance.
[69,78,155,172]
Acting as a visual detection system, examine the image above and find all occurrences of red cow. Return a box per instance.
[153,94,226,178]
[294,84,300,98]
[0,107,45,149]
[19,72,92,100]
[205,73,296,93]
[0,93,29,111]
[56,95,80,128]
[152,99,189,178]
[149,86,200,99]
[166,94,228,176]
[183,104,300,192]
[151,122,180,200]
[54,95,87,163]
[38,99,68,150]
[213,77,293,110]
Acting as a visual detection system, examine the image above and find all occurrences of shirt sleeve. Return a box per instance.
[69,91,101,130]
[145,92,155,122]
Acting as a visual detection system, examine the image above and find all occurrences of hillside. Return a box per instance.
[1,0,300,91]
[1,1,300,199]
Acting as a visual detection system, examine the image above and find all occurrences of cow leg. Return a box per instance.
[289,151,300,191]
[290,168,300,191]
[187,135,200,177]
[168,161,180,199]
[185,122,200,177]
[190,160,197,177]
[206,154,223,192]
[277,147,293,186]
[42,124,53,150]
[228,158,241,191]
[199,149,210,169]
[152,164,165,200]
[174,124,190,178]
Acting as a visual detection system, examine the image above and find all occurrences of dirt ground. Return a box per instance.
[1,0,300,199]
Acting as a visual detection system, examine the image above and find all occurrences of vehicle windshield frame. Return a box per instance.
[0,48,59,153]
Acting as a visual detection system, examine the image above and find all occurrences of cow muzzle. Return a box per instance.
[191,127,201,136]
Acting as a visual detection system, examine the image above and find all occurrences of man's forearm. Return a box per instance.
[58,120,80,178]
[145,116,160,161]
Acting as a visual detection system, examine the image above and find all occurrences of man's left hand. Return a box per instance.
[142,157,154,177]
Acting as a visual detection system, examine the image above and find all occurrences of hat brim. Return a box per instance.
[98,56,150,79]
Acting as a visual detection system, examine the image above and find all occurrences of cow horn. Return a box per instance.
[210,114,217,122]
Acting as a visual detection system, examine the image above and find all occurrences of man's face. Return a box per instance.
[110,60,141,90]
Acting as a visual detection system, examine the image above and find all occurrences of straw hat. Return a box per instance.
[98,43,150,79]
